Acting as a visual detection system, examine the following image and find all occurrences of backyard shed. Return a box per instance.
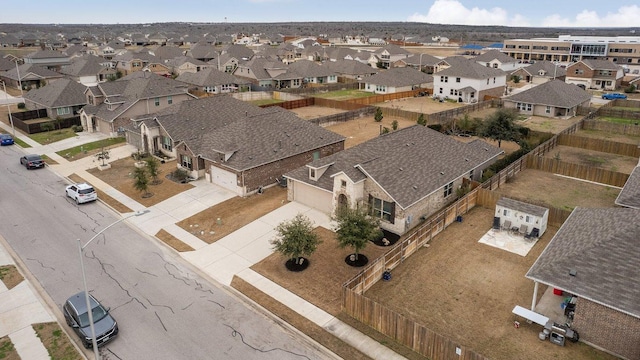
[495,197,548,237]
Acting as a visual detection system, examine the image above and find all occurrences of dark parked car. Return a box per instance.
[20,154,45,169]
[0,134,14,146]
[63,292,118,348]
[601,93,628,100]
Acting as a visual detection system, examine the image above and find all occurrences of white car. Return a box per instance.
[65,183,98,204]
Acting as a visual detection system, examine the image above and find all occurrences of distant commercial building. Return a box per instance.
[501,35,640,67]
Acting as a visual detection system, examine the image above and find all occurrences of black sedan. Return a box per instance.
[20,154,45,169]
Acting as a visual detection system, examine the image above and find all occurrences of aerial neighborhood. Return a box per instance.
[1,22,639,360]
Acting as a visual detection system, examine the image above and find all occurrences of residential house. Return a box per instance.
[0,63,64,90]
[176,67,251,94]
[433,59,507,102]
[22,78,87,120]
[221,44,254,61]
[213,53,240,73]
[615,161,640,209]
[526,208,640,360]
[474,49,520,71]
[509,61,567,84]
[368,44,412,69]
[494,197,548,237]
[189,42,219,62]
[503,80,591,118]
[395,53,441,74]
[362,67,432,94]
[59,55,117,86]
[152,45,186,62]
[113,50,162,75]
[22,49,70,70]
[284,125,503,235]
[282,59,338,86]
[234,57,288,88]
[166,56,209,76]
[324,47,371,64]
[565,59,624,90]
[79,72,195,136]
[130,95,345,196]
[323,59,378,80]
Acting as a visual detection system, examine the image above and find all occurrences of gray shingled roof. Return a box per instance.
[154,96,344,171]
[176,68,250,87]
[497,197,548,217]
[363,67,433,87]
[286,125,503,209]
[504,80,592,108]
[403,53,442,66]
[25,49,68,59]
[526,208,640,319]
[512,60,567,78]
[435,58,506,79]
[580,59,622,71]
[323,59,378,76]
[60,55,108,77]
[4,63,63,81]
[23,78,87,108]
[286,60,335,78]
[615,165,640,209]
[474,49,517,64]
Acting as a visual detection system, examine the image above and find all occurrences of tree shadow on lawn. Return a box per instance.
[249,227,388,315]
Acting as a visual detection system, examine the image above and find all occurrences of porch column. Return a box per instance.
[531,281,539,311]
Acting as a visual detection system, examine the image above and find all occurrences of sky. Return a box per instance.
[1,0,639,28]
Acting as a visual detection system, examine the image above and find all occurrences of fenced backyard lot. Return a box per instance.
[543,145,639,174]
[288,106,347,120]
[365,206,618,360]
[325,115,418,148]
[375,96,464,114]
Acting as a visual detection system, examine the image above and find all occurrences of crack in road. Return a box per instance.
[181,302,193,310]
[155,311,167,331]
[155,256,226,309]
[86,251,148,310]
[135,267,158,277]
[26,258,55,271]
[224,324,311,359]
[103,347,123,360]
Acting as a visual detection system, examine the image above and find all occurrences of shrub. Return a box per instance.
[427,124,443,132]
[511,75,520,83]
[171,168,189,182]
[374,107,383,122]
[624,84,636,93]
[391,120,398,130]
[417,113,427,126]
[17,103,25,109]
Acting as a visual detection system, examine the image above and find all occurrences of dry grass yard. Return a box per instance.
[375,96,464,113]
[287,106,347,120]
[543,145,639,174]
[325,115,418,148]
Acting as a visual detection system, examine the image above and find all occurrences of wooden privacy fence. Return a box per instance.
[11,109,48,121]
[310,107,376,127]
[594,107,640,121]
[582,119,640,136]
[313,97,370,111]
[261,97,314,110]
[526,156,629,187]
[345,89,428,106]
[558,133,640,157]
[342,290,489,360]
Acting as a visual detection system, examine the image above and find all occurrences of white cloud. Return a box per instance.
[408,0,529,26]
[542,5,640,27]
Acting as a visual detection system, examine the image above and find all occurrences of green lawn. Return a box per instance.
[56,137,126,158]
[598,116,640,124]
[13,137,30,148]
[313,89,375,100]
[28,128,77,145]
[250,99,284,106]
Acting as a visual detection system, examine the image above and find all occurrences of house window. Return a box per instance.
[444,181,454,197]
[370,196,395,223]
[310,168,316,178]
[493,64,498,68]
[154,97,160,106]
[469,169,474,178]
[56,107,71,116]
[181,155,192,170]
[493,77,496,83]
[574,69,584,75]
[517,103,532,111]
[439,87,443,94]
[293,79,300,86]
[341,180,346,188]
[167,96,173,105]
[441,76,448,83]
[486,79,489,84]
[526,215,531,223]
[162,136,172,151]
[470,92,475,98]
[546,106,551,114]
[455,77,461,83]
[503,209,509,216]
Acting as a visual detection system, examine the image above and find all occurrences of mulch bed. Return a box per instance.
[370,229,401,247]
[344,254,369,267]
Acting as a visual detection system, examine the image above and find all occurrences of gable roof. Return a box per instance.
[373,44,411,56]
[23,78,87,108]
[59,55,109,77]
[504,79,592,108]
[153,96,344,171]
[577,59,621,71]
[474,49,517,64]
[285,59,335,78]
[512,60,567,78]
[435,58,506,79]
[286,125,503,209]
[526,208,640,319]
[496,197,548,217]
[176,67,250,86]
[363,67,432,87]
[403,53,442,66]
[3,63,64,81]
[24,49,68,60]
[615,165,640,209]
[323,59,379,76]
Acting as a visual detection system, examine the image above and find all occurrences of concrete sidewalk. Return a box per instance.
[3,126,407,360]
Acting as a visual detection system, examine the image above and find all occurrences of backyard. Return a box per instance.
[374,96,465,113]
[325,115,418,148]
[543,145,639,174]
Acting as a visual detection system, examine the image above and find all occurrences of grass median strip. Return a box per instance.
[0,265,24,289]
[56,137,126,160]
[33,322,82,360]
[0,336,18,360]
[155,229,195,252]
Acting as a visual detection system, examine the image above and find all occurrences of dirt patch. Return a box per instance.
[288,106,346,120]
[375,96,465,114]
[544,145,638,174]
[33,322,82,360]
[0,265,23,290]
[86,158,194,208]
[0,336,18,360]
[67,173,134,213]
[176,186,287,244]
[495,169,620,210]
[407,47,463,58]
[326,116,418,148]
[251,227,388,315]
[155,229,195,252]
[518,116,584,134]
[231,277,374,360]
[365,207,617,360]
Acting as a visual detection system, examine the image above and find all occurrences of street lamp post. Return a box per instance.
[15,60,23,98]
[1,81,15,136]
[77,209,149,359]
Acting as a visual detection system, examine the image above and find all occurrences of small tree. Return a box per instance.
[146,157,161,185]
[381,127,390,134]
[417,113,427,126]
[374,107,383,122]
[40,122,54,133]
[271,214,321,270]
[391,120,398,131]
[54,116,63,131]
[133,166,151,197]
[478,109,521,148]
[95,147,110,166]
[334,206,381,263]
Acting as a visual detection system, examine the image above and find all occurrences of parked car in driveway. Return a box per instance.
[65,183,98,204]
[20,154,45,169]
[63,292,118,349]
[0,134,14,146]
[601,93,628,100]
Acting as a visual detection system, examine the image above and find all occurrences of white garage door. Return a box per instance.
[293,181,333,214]
[210,166,238,193]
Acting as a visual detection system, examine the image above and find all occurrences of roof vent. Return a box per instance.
[412,185,418,190]
[440,171,445,175]
[464,158,469,161]
[399,167,403,171]
[569,269,577,277]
